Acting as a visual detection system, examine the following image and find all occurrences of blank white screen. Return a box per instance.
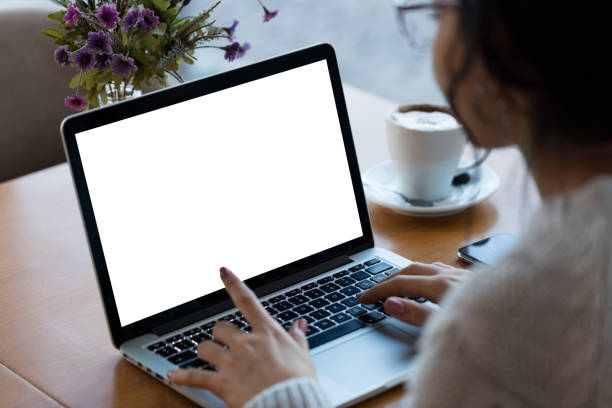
[76,60,363,326]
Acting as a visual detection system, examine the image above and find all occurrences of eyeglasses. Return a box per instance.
[394,0,459,51]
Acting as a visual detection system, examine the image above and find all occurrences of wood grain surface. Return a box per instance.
[0,85,539,407]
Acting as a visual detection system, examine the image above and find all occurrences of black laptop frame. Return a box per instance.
[61,43,374,348]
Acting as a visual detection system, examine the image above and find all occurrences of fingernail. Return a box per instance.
[167,370,175,379]
[298,318,307,333]
[220,267,231,279]
[356,293,365,301]
[386,297,405,315]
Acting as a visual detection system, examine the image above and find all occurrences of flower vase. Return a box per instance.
[101,80,142,106]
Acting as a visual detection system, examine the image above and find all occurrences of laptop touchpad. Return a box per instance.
[312,324,418,405]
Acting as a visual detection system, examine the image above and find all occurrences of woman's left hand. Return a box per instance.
[167,267,316,408]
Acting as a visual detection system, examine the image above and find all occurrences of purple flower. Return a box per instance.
[223,42,250,62]
[122,9,141,33]
[223,20,239,42]
[63,3,82,26]
[75,49,95,71]
[139,8,160,30]
[64,94,88,111]
[54,45,72,67]
[262,7,278,22]
[95,4,120,30]
[87,31,113,55]
[94,53,111,70]
[111,53,137,78]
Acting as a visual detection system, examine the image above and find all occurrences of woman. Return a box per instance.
[168,1,612,406]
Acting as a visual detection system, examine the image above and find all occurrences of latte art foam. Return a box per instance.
[392,110,460,131]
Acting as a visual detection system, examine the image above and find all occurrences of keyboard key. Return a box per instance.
[231,319,246,329]
[349,271,370,281]
[304,289,325,299]
[346,306,367,316]
[385,268,400,276]
[359,311,387,324]
[326,303,347,313]
[320,283,341,293]
[285,289,301,297]
[168,350,197,365]
[309,298,330,308]
[180,359,208,369]
[371,274,386,283]
[340,286,361,296]
[365,263,392,275]
[341,297,359,307]
[330,313,352,323]
[308,319,366,349]
[348,264,365,272]
[305,325,320,336]
[266,306,279,316]
[147,341,166,351]
[294,304,314,315]
[269,295,285,304]
[273,301,293,312]
[299,315,315,324]
[410,297,427,303]
[317,276,334,285]
[356,280,376,290]
[301,282,318,291]
[201,322,215,330]
[310,310,331,320]
[335,277,356,287]
[234,312,242,319]
[362,303,378,310]
[156,346,177,357]
[244,325,252,332]
[364,258,381,266]
[183,328,201,337]
[278,310,299,321]
[191,333,211,343]
[261,300,269,307]
[288,295,309,305]
[165,335,183,344]
[314,319,336,330]
[175,340,195,350]
[333,270,349,278]
[325,292,344,302]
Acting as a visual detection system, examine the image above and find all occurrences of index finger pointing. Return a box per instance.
[219,267,270,329]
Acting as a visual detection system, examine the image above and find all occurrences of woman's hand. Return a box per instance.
[358,262,471,326]
[167,267,316,408]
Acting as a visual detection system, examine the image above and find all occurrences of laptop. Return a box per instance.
[61,43,429,407]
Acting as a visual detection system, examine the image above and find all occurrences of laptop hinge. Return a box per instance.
[150,254,353,337]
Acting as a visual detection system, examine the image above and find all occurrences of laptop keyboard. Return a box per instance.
[146,258,413,370]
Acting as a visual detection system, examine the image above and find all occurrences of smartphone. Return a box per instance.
[457,232,519,265]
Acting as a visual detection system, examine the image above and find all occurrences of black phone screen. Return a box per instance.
[457,233,519,265]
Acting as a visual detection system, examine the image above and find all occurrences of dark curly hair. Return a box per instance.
[450,1,610,142]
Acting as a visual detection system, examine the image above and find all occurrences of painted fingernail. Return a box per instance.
[220,267,231,279]
[386,297,405,315]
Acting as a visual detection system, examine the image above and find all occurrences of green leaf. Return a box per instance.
[47,11,65,22]
[100,89,108,105]
[183,55,194,65]
[152,0,171,12]
[131,48,150,65]
[152,22,167,36]
[96,68,113,83]
[69,72,82,89]
[42,28,64,40]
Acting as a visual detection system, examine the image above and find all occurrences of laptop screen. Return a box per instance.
[75,60,364,326]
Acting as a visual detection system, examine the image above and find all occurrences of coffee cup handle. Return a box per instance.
[455,149,491,174]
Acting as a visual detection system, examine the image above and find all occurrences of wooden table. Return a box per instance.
[0,85,539,407]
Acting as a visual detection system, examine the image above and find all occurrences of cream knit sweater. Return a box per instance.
[245,176,612,408]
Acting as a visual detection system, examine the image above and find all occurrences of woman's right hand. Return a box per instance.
[357,262,471,326]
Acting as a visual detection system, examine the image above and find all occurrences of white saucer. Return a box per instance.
[362,161,500,217]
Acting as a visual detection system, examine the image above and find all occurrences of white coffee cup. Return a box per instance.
[386,104,489,201]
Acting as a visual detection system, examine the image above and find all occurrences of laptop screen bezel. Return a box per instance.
[61,43,374,348]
